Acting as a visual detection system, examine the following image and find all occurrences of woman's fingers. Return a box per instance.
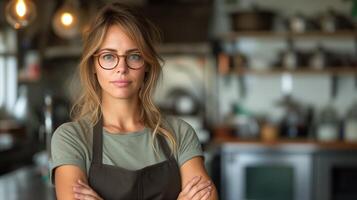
[198,189,211,200]
[191,184,212,200]
[186,180,212,199]
[178,176,213,200]
[73,186,97,197]
[74,192,96,200]
[77,180,91,189]
[73,180,102,200]
[181,176,202,194]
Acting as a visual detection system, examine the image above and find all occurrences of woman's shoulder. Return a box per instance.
[53,118,92,140]
[162,115,196,138]
[162,115,203,166]
[163,115,192,129]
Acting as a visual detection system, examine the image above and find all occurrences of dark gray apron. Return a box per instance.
[88,118,181,200]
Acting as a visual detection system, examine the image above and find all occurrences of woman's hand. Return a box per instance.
[177,176,212,200]
[73,180,103,200]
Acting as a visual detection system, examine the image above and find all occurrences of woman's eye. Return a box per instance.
[128,54,142,61]
[102,54,115,61]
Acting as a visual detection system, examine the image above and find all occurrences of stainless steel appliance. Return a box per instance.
[315,151,357,200]
[221,143,313,200]
[220,142,357,200]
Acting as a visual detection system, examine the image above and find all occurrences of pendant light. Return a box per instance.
[52,0,80,39]
[5,0,37,29]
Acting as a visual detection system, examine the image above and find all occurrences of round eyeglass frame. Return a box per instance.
[93,52,145,70]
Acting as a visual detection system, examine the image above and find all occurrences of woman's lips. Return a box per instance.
[111,80,131,87]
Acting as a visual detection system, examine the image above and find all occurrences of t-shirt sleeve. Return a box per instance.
[50,123,87,184]
[175,119,204,167]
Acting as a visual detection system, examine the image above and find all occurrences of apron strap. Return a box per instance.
[157,134,172,159]
[92,117,103,164]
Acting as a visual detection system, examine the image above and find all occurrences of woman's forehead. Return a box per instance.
[99,25,139,52]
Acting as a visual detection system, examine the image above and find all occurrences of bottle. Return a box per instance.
[278,96,309,138]
[320,9,337,32]
[289,12,306,33]
[13,85,28,122]
[282,40,298,70]
[231,103,260,139]
[344,101,357,142]
[309,45,326,70]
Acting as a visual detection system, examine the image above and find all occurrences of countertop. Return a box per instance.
[0,165,55,200]
[212,137,357,153]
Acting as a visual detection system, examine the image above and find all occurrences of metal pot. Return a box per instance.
[230,8,275,31]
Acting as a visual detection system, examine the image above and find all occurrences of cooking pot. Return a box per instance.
[230,8,275,31]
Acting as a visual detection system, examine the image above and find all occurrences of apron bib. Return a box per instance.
[88,118,181,200]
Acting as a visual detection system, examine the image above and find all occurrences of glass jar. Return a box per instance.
[316,104,339,142]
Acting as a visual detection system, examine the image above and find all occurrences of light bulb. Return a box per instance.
[52,5,80,39]
[5,0,37,29]
[61,12,74,26]
[16,0,26,17]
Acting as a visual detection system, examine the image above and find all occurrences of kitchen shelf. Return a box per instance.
[213,137,357,150]
[0,52,17,56]
[42,43,211,59]
[43,45,82,59]
[231,66,357,75]
[155,42,211,55]
[219,30,357,41]
[18,76,41,83]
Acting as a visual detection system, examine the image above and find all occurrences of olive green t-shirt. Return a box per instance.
[50,116,203,184]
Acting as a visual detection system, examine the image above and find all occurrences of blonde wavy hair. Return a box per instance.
[71,2,177,154]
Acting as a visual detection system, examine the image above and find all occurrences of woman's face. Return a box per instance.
[94,25,146,101]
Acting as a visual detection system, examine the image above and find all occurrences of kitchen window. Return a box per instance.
[0,28,17,114]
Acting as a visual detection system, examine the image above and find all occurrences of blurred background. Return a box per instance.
[0,0,357,199]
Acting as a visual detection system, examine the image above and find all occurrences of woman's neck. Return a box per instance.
[101,95,144,133]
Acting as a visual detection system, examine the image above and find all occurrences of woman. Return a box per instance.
[50,2,218,200]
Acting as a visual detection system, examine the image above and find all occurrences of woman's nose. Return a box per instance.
[115,57,128,73]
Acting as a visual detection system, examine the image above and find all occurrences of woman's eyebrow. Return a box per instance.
[96,48,117,53]
[125,48,140,53]
[96,48,140,54]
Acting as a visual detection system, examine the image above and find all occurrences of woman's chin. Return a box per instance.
[111,92,137,100]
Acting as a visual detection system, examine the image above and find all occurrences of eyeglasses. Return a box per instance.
[93,52,145,70]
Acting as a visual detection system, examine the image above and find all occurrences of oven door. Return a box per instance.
[315,152,357,200]
[222,151,312,200]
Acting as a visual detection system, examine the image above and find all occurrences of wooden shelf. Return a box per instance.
[213,137,357,150]
[18,77,40,83]
[43,45,82,59]
[232,67,357,75]
[220,30,357,41]
[41,43,211,59]
[155,43,211,55]
[0,52,17,56]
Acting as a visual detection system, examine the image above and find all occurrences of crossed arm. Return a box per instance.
[54,156,218,200]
